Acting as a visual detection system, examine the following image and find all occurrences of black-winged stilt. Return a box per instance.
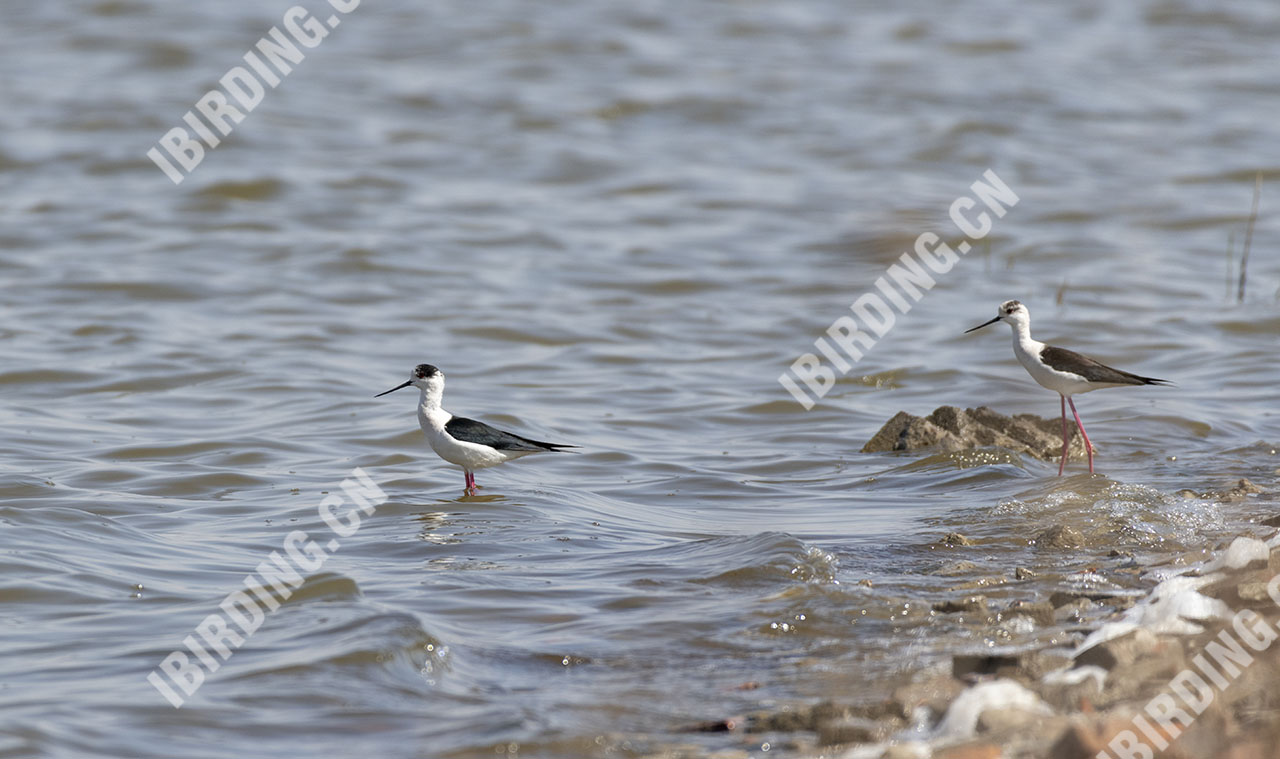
[376,364,577,495]
[965,301,1170,475]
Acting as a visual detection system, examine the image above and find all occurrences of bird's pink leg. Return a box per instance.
[1067,397,1094,474]
[464,470,475,495]
[1058,395,1069,476]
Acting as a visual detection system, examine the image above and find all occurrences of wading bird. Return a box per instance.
[965,301,1169,475]
[376,364,577,495]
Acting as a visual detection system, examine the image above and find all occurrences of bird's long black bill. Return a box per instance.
[964,316,1000,334]
[374,380,414,398]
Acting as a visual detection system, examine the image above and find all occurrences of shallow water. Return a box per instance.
[2,1,1278,757]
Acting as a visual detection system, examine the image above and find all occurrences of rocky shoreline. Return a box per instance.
[854,528,1280,759]
[642,408,1277,759]
[652,498,1279,759]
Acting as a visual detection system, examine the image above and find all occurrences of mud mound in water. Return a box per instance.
[862,405,1088,462]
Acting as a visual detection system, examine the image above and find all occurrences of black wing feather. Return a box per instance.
[445,416,577,451]
[1040,345,1170,386]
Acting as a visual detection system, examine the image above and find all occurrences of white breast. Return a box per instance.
[1012,337,1097,396]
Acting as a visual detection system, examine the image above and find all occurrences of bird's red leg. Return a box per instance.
[1067,397,1094,474]
[464,470,475,495]
[1058,394,1069,476]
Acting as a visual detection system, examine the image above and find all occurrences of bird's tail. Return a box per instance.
[543,442,581,453]
[524,439,580,452]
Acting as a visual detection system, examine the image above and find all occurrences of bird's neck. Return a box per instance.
[1009,321,1041,355]
[418,387,443,412]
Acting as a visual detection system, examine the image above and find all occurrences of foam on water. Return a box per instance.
[1076,537,1266,653]
[1204,536,1270,572]
[932,680,1050,741]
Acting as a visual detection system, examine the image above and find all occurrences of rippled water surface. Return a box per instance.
[3,1,1279,757]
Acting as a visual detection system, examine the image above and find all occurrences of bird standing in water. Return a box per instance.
[376,364,577,495]
[965,301,1170,475]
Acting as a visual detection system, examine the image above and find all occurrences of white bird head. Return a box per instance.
[375,363,444,397]
[965,300,1029,334]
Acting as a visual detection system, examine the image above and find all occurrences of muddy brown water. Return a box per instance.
[2,1,1278,757]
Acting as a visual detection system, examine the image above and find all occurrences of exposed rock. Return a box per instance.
[746,707,812,732]
[1034,525,1084,549]
[1238,581,1272,602]
[1053,598,1095,623]
[747,699,903,736]
[1049,589,1128,607]
[1219,658,1280,733]
[862,406,1088,461]
[933,595,989,614]
[955,651,1066,684]
[938,532,975,547]
[1179,478,1264,502]
[891,674,965,720]
[1224,478,1263,499]
[934,743,1002,759]
[1014,649,1072,681]
[932,560,978,576]
[881,744,930,759]
[1050,714,1185,759]
[808,700,850,723]
[1014,567,1037,580]
[1047,718,1107,759]
[1108,595,1138,611]
[683,716,743,732]
[1073,628,1158,670]
[1221,742,1270,759]
[1198,567,1277,608]
[1089,641,1187,707]
[1004,600,1055,626]
[953,576,1005,591]
[976,706,1045,734]
[953,654,1020,680]
[1039,667,1104,712]
[707,526,1280,759]
[853,701,907,723]
[816,716,882,746]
